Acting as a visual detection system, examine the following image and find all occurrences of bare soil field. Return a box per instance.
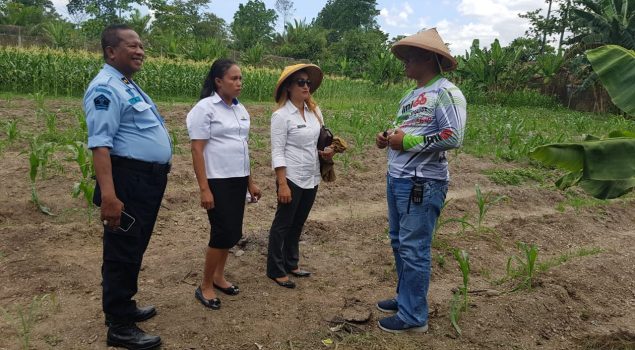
[1,97,634,350]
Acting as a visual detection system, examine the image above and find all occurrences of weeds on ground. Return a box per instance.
[556,189,607,212]
[537,247,603,272]
[484,167,544,186]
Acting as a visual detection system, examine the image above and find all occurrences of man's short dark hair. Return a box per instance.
[101,24,134,60]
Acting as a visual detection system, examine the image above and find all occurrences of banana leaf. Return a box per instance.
[586,45,635,116]
[530,133,635,199]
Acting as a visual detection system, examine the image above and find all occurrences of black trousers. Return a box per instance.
[267,179,318,279]
[93,162,168,324]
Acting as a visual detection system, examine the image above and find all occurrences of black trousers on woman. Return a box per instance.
[267,179,318,279]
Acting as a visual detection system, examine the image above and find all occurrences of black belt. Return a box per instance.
[111,156,171,175]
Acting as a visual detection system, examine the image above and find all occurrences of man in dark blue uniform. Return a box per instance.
[84,24,172,349]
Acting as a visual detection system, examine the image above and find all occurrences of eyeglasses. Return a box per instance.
[295,79,312,87]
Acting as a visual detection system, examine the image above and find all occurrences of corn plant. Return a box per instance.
[0,294,58,350]
[5,120,18,143]
[474,184,505,231]
[169,129,180,155]
[449,290,463,336]
[28,137,55,215]
[506,241,539,290]
[44,111,57,135]
[67,141,94,212]
[453,249,471,310]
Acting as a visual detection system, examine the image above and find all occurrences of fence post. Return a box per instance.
[18,27,22,47]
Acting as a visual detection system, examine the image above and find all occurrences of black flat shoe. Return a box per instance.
[107,323,161,350]
[213,283,240,296]
[290,269,311,277]
[195,287,221,310]
[270,277,296,289]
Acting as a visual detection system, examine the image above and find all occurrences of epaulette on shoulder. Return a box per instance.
[94,75,113,87]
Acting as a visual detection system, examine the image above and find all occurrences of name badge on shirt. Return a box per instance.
[297,124,306,128]
[128,96,142,104]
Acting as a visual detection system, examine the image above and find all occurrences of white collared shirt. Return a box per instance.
[270,100,321,189]
[186,93,250,179]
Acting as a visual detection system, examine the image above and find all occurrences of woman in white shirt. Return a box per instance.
[186,58,262,309]
[267,64,334,288]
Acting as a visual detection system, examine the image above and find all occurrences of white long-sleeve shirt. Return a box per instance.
[270,100,321,189]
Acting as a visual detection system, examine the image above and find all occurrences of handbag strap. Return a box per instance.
[314,106,325,126]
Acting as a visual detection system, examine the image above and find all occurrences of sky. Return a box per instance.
[51,0,558,55]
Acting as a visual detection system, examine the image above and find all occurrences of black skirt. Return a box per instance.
[206,177,248,249]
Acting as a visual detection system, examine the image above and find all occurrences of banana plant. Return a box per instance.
[530,45,635,199]
[586,45,635,116]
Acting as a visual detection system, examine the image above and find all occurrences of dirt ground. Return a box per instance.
[1,97,634,350]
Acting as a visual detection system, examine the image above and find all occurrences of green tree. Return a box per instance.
[148,0,224,38]
[567,0,635,51]
[0,0,59,27]
[126,8,151,37]
[276,19,327,60]
[327,28,387,77]
[230,0,277,50]
[314,0,379,41]
[67,0,137,24]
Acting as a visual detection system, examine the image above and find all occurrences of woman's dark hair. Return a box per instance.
[199,58,237,100]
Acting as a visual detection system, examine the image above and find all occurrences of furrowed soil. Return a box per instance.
[1,97,634,350]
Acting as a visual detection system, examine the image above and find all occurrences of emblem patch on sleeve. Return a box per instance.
[94,94,111,111]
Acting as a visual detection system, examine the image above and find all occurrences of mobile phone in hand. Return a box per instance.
[119,211,136,232]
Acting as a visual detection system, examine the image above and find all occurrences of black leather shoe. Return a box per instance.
[106,323,161,350]
[270,277,296,289]
[290,269,311,278]
[105,306,157,326]
[195,286,221,309]
[213,282,240,295]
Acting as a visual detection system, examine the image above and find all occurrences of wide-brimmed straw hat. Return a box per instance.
[274,63,323,102]
[391,28,458,72]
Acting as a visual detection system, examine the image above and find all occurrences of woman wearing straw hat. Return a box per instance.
[186,58,262,309]
[266,64,334,288]
[375,28,467,333]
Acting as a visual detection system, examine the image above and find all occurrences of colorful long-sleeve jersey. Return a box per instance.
[387,76,467,180]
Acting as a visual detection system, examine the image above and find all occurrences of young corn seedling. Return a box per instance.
[44,111,57,135]
[434,199,475,236]
[169,129,180,155]
[67,142,95,215]
[474,184,506,232]
[449,290,463,336]
[28,137,55,215]
[453,249,470,310]
[5,120,18,143]
[506,241,539,291]
[0,294,56,350]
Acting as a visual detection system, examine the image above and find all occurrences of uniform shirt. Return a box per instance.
[270,100,321,189]
[186,93,251,179]
[388,76,467,180]
[83,64,172,164]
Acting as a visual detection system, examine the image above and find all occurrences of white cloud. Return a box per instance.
[379,2,417,29]
[436,0,559,54]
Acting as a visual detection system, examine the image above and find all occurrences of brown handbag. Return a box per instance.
[315,109,333,151]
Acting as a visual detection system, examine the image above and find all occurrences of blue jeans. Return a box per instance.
[386,175,448,326]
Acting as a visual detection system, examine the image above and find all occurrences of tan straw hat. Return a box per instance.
[391,28,458,72]
[274,63,323,102]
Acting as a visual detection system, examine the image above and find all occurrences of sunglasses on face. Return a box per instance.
[295,79,312,87]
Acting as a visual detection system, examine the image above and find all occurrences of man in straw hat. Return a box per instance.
[375,28,467,333]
